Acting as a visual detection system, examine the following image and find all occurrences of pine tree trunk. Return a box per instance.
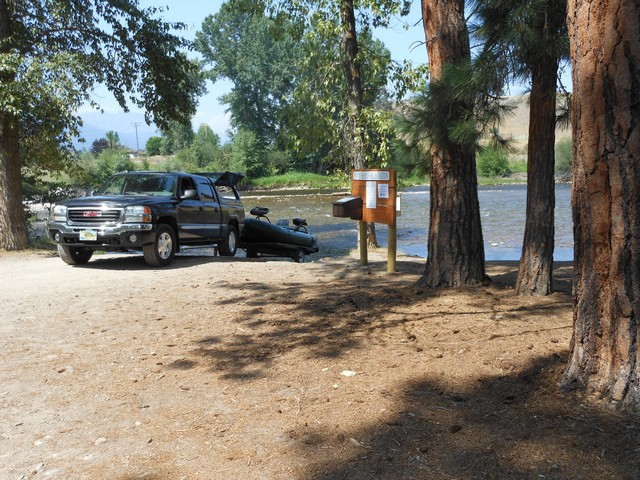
[422,144,486,287]
[561,0,640,408]
[515,57,558,295]
[0,0,29,250]
[419,0,486,287]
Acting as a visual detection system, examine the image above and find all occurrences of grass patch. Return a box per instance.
[397,174,429,187]
[508,158,527,174]
[245,172,350,190]
[245,170,528,190]
[477,175,527,185]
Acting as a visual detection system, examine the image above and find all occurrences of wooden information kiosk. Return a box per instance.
[333,169,398,273]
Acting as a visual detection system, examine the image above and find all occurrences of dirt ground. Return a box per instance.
[1,249,639,480]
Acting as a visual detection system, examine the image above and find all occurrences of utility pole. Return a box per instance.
[131,122,140,154]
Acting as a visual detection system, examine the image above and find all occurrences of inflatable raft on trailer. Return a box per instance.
[239,207,319,263]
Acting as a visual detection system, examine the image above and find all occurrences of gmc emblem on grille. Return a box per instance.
[83,211,102,218]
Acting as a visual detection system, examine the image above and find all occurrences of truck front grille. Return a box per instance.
[68,208,122,225]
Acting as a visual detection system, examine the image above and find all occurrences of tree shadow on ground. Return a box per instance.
[179,258,639,478]
[293,354,640,480]
[191,259,574,381]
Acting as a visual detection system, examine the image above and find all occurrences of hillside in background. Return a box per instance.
[498,95,572,145]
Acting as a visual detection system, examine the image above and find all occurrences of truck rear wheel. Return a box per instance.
[218,225,238,257]
[143,224,176,267]
[58,245,93,265]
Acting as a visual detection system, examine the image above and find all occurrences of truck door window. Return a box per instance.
[195,178,216,202]
[215,185,239,200]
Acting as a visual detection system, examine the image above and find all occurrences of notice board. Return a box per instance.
[351,169,396,225]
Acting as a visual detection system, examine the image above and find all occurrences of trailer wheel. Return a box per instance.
[294,249,306,263]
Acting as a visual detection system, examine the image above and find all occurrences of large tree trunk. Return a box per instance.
[561,0,640,408]
[0,0,29,250]
[515,0,566,296]
[339,0,378,247]
[515,57,558,295]
[419,0,485,287]
[0,118,28,250]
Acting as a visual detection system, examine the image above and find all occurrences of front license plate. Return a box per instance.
[79,230,97,241]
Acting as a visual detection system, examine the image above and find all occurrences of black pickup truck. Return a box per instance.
[48,171,245,267]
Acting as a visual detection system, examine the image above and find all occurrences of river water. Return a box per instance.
[242,183,574,261]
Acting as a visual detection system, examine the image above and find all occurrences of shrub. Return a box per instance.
[477,146,510,177]
[146,136,164,156]
[555,137,572,175]
[229,129,269,178]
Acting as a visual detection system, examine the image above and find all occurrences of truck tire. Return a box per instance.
[218,225,238,257]
[143,224,176,267]
[58,245,93,265]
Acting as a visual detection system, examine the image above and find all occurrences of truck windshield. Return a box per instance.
[95,174,177,197]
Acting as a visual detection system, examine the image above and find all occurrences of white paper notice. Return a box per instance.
[366,181,377,208]
[378,183,389,199]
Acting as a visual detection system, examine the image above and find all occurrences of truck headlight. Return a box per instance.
[124,206,152,223]
[51,204,67,222]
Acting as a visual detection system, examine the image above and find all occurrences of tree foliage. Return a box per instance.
[284,24,396,170]
[192,124,222,168]
[4,0,201,167]
[195,1,300,147]
[195,0,427,174]
[146,136,163,156]
[0,0,203,249]
[271,0,426,172]
[157,121,195,156]
[90,138,110,157]
[470,0,569,91]
[399,62,505,159]
[105,131,120,150]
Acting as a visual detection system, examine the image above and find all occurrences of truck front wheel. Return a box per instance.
[58,245,93,265]
[143,224,177,267]
[218,225,238,257]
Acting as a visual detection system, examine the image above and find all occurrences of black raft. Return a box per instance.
[239,207,319,263]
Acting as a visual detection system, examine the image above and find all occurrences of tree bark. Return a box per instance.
[515,50,559,295]
[0,0,29,250]
[561,0,640,408]
[515,0,566,296]
[339,0,378,247]
[340,0,364,172]
[419,0,486,287]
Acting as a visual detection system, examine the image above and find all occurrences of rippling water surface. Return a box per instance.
[242,183,573,261]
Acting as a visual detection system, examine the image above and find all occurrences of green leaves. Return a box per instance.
[196,2,300,147]
[196,0,427,173]
[2,0,202,173]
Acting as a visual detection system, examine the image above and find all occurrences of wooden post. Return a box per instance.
[359,220,368,265]
[388,223,396,273]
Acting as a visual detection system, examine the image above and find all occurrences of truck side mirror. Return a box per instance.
[181,189,198,200]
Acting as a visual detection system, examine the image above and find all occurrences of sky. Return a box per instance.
[78,0,429,150]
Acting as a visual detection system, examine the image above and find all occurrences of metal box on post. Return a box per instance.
[332,196,362,220]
